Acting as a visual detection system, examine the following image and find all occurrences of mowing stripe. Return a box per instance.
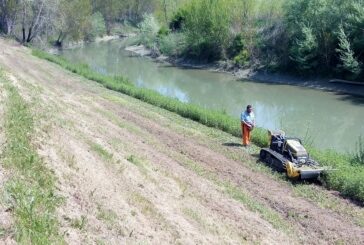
[0,69,63,244]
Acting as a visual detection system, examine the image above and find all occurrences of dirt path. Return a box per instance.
[0,38,363,244]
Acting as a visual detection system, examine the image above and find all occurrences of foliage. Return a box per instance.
[285,0,364,79]
[233,49,250,67]
[137,13,160,48]
[54,0,92,46]
[85,11,106,41]
[114,0,159,24]
[158,32,186,56]
[289,25,318,72]
[92,0,124,34]
[181,0,233,61]
[229,33,250,67]
[309,147,364,202]
[228,34,245,58]
[1,0,364,80]
[0,0,19,34]
[169,7,187,31]
[157,25,170,37]
[335,26,362,79]
[16,0,59,43]
[352,136,364,165]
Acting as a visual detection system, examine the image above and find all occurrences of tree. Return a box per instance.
[18,0,58,43]
[182,0,233,61]
[285,0,364,76]
[117,0,158,24]
[336,26,361,78]
[347,2,364,75]
[138,13,159,48]
[0,0,19,34]
[54,0,92,46]
[290,25,318,72]
[92,0,122,34]
[86,11,106,40]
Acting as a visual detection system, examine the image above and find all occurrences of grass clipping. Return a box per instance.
[1,71,62,244]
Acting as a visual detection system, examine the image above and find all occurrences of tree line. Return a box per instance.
[139,0,364,80]
[1,0,363,80]
[0,0,163,45]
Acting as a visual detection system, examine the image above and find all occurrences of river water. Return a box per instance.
[60,39,364,152]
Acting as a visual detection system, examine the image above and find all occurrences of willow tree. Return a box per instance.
[92,0,123,34]
[182,0,234,60]
[17,0,59,43]
[54,0,92,46]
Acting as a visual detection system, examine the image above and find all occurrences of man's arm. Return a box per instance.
[241,112,249,126]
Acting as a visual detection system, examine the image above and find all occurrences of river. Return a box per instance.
[60,39,364,152]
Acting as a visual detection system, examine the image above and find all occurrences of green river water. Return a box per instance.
[61,39,364,152]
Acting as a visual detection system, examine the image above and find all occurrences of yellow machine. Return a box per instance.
[259,130,325,179]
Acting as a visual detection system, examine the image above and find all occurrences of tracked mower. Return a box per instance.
[259,130,326,180]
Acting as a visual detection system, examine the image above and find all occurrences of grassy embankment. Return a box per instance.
[0,69,62,244]
[32,49,364,203]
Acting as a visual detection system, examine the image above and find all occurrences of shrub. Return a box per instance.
[137,13,160,48]
[85,12,107,41]
[169,8,187,31]
[352,136,364,165]
[233,50,250,67]
[159,32,187,56]
[228,34,245,58]
[157,26,170,37]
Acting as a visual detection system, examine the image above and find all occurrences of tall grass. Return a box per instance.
[1,70,62,244]
[32,49,364,203]
[352,136,364,165]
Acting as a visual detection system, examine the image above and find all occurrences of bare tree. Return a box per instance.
[18,0,57,43]
[0,0,19,34]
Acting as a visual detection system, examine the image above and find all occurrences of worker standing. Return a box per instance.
[241,105,255,146]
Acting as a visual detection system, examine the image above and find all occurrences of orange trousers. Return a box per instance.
[241,122,251,146]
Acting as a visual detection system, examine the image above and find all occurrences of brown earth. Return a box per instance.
[0,38,363,244]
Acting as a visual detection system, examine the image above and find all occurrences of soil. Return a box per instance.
[0,38,363,244]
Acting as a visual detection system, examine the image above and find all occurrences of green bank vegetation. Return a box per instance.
[1,0,363,80]
[136,0,364,81]
[0,69,62,244]
[0,0,180,46]
[32,50,364,203]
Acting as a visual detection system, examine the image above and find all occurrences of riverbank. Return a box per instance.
[31,43,364,205]
[1,38,363,243]
[48,35,128,55]
[125,44,364,98]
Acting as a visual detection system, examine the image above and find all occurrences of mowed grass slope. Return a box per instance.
[0,69,62,244]
[32,49,364,203]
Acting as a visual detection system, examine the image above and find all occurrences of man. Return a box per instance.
[241,105,255,146]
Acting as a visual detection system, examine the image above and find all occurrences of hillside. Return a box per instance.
[0,38,363,244]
